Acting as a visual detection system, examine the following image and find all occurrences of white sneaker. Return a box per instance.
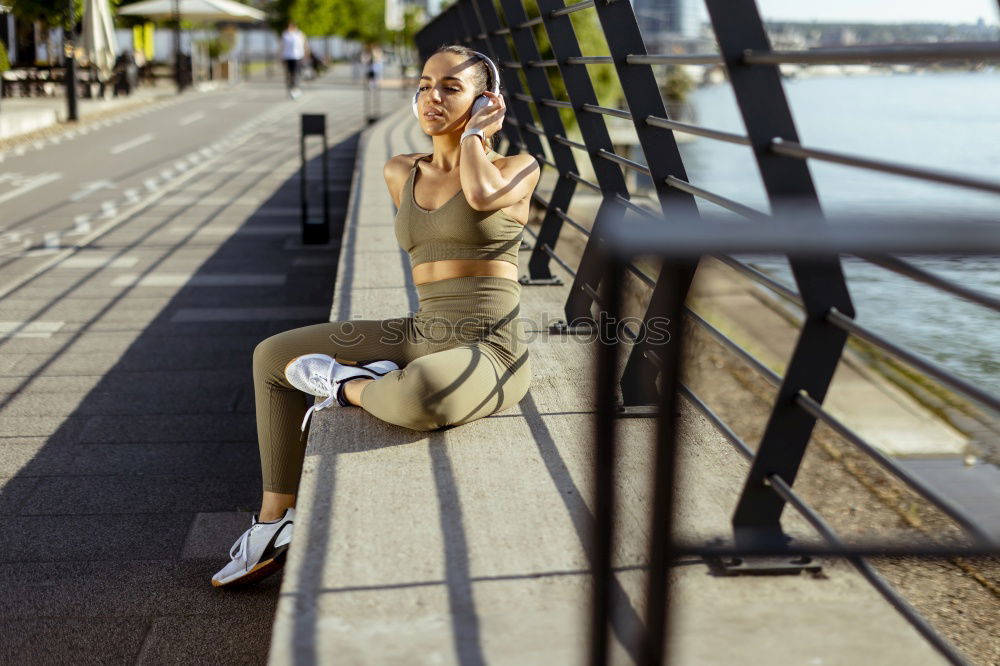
[211,507,295,588]
[284,354,399,430]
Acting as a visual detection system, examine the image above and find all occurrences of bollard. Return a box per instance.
[300,113,330,244]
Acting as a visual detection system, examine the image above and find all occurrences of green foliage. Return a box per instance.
[13,0,122,30]
[514,0,621,136]
[269,0,387,44]
[0,41,9,73]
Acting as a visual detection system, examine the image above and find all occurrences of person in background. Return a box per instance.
[281,21,308,99]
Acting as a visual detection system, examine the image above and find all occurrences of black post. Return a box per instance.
[65,0,78,120]
[173,0,184,92]
[300,113,330,245]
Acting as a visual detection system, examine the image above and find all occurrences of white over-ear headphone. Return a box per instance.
[412,51,501,120]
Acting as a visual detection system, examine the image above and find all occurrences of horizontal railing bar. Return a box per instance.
[532,152,556,169]
[664,176,770,221]
[794,391,998,546]
[531,192,550,208]
[581,103,632,120]
[711,254,803,306]
[582,281,605,307]
[529,59,560,68]
[539,242,577,277]
[540,98,574,109]
[492,27,511,36]
[613,194,664,223]
[764,472,974,666]
[550,0,594,17]
[771,138,1000,195]
[515,15,543,29]
[519,121,546,136]
[538,154,558,169]
[554,207,592,236]
[679,382,971,664]
[503,60,523,69]
[678,385,754,460]
[826,308,1000,412]
[552,134,588,151]
[568,171,602,192]
[858,254,1000,311]
[565,56,612,65]
[646,115,751,146]
[513,92,534,103]
[627,53,724,65]
[598,149,651,175]
[744,42,1000,65]
[625,261,656,289]
[671,542,997,558]
[685,307,782,386]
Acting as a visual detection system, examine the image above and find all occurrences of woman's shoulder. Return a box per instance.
[385,152,429,170]
[383,152,429,183]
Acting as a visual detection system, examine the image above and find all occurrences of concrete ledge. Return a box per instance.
[0,109,59,140]
[267,106,946,665]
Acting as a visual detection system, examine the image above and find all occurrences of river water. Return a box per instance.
[678,72,1000,396]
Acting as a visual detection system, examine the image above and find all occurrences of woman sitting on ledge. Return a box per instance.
[212,44,540,588]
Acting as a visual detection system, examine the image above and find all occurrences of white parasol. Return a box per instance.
[83,0,118,78]
[117,0,266,23]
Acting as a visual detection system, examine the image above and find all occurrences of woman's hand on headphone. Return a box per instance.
[467,91,505,138]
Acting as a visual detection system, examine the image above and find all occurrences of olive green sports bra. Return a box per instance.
[393,150,524,270]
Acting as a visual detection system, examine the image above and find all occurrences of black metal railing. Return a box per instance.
[415,2,1000,664]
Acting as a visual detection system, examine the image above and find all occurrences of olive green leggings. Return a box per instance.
[252,276,531,495]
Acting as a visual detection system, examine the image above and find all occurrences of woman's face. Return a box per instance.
[417,52,482,135]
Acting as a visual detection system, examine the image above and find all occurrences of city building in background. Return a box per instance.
[632,0,708,52]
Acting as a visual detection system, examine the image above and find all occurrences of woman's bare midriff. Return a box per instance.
[412,258,518,286]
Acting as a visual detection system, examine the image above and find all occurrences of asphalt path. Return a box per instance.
[0,74,380,663]
[0,83,294,276]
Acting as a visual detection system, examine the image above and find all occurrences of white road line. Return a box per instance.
[68,180,114,202]
[179,112,206,126]
[0,172,63,205]
[110,133,155,155]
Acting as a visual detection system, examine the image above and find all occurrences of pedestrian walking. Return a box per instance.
[211,45,540,588]
[280,22,308,99]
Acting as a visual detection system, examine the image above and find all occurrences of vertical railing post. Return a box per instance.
[470,0,544,160]
[703,0,857,553]
[536,0,631,328]
[589,0,702,408]
[499,0,582,286]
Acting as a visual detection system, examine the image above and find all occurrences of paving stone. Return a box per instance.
[2,387,251,416]
[0,618,148,665]
[0,513,193,562]
[77,414,258,443]
[20,474,261,515]
[137,614,274,665]
[0,475,41,512]
[0,559,282,618]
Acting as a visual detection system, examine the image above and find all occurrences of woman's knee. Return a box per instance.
[253,332,295,386]
[395,354,498,430]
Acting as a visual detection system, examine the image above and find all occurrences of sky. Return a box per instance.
[723,0,1000,25]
